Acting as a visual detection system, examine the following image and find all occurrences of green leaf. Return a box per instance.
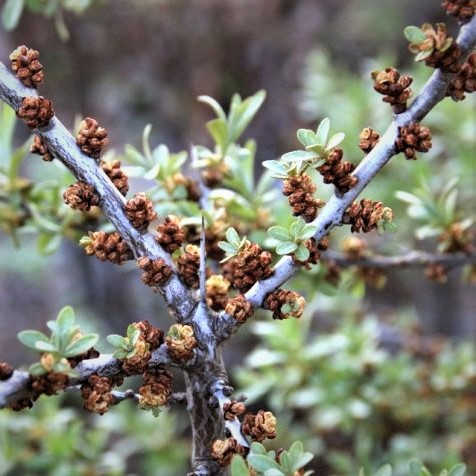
[404,26,427,44]
[206,118,228,151]
[197,95,227,121]
[281,150,317,163]
[226,227,241,247]
[1,0,25,31]
[409,459,424,476]
[294,245,310,262]
[37,232,63,255]
[296,129,317,148]
[56,306,76,333]
[18,330,50,350]
[218,241,238,255]
[268,226,292,242]
[34,341,57,352]
[299,225,317,240]
[248,455,281,472]
[230,455,251,476]
[326,132,345,150]
[276,241,298,255]
[288,441,304,466]
[228,90,266,144]
[292,453,314,472]
[316,117,330,145]
[107,334,128,349]
[415,49,434,62]
[112,349,130,360]
[448,465,466,476]
[262,160,289,177]
[264,469,285,476]
[63,334,98,357]
[375,465,392,476]
[250,442,267,455]
[28,362,47,376]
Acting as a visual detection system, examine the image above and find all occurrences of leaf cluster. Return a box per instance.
[17,306,98,376]
[106,324,141,360]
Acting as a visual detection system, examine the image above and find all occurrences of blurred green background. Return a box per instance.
[0,1,474,475]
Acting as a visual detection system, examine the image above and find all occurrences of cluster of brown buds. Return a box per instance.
[17,96,54,129]
[344,199,393,233]
[206,274,231,311]
[371,68,413,113]
[225,294,254,323]
[395,122,432,160]
[156,215,185,253]
[439,222,474,254]
[223,242,273,292]
[242,410,277,442]
[446,52,476,101]
[124,193,157,231]
[76,117,108,160]
[264,289,306,320]
[121,321,163,375]
[211,438,247,467]
[165,324,197,362]
[359,128,380,154]
[201,161,229,188]
[139,367,173,408]
[282,174,324,222]
[82,231,133,264]
[223,400,246,420]
[177,244,201,288]
[63,181,100,211]
[166,173,201,202]
[100,160,129,196]
[30,136,53,161]
[9,45,44,88]
[425,263,449,283]
[317,148,357,194]
[441,0,475,23]
[137,257,173,288]
[409,23,462,72]
[30,371,69,397]
[81,374,115,415]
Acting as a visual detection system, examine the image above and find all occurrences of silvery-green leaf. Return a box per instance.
[197,95,227,121]
[294,245,310,262]
[64,334,98,357]
[404,26,426,44]
[107,334,128,349]
[248,455,281,472]
[300,225,317,240]
[56,306,75,333]
[268,226,292,242]
[218,241,238,255]
[28,362,47,376]
[18,330,50,350]
[226,227,241,247]
[276,241,298,255]
[326,132,345,150]
[297,129,317,147]
[34,341,57,352]
[316,117,330,145]
[1,0,24,31]
[281,150,317,163]
[230,455,250,476]
[375,465,392,476]
[262,160,289,176]
[415,49,433,62]
[448,464,466,476]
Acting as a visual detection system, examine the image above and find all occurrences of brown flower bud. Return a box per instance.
[225,294,254,323]
[343,199,393,233]
[282,174,324,222]
[17,96,54,129]
[137,257,173,287]
[359,128,380,154]
[139,367,173,408]
[76,117,108,159]
[242,410,277,442]
[9,45,44,88]
[156,215,185,253]
[317,148,357,194]
[395,122,432,160]
[30,135,53,161]
[100,160,129,196]
[63,181,100,212]
[206,274,231,311]
[165,324,197,362]
[30,371,69,396]
[211,438,247,467]
[223,400,246,420]
[442,0,475,23]
[178,244,201,288]
[0,362,14,380]
[81,374,114,415]
[371,68,413,113]
[83,231,133,264]
[446,52,476,101]
[132,320,164,350]
[223,242,273,292]
[264,289,306,320]
[125,193,157,231]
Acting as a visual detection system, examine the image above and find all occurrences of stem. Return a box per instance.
[184,346,228,476]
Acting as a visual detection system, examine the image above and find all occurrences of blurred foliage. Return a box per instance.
[0,394,188,475]
[235,312,475,475]
[1,0,102,40]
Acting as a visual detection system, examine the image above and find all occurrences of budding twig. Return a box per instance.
[215,15,476,341]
